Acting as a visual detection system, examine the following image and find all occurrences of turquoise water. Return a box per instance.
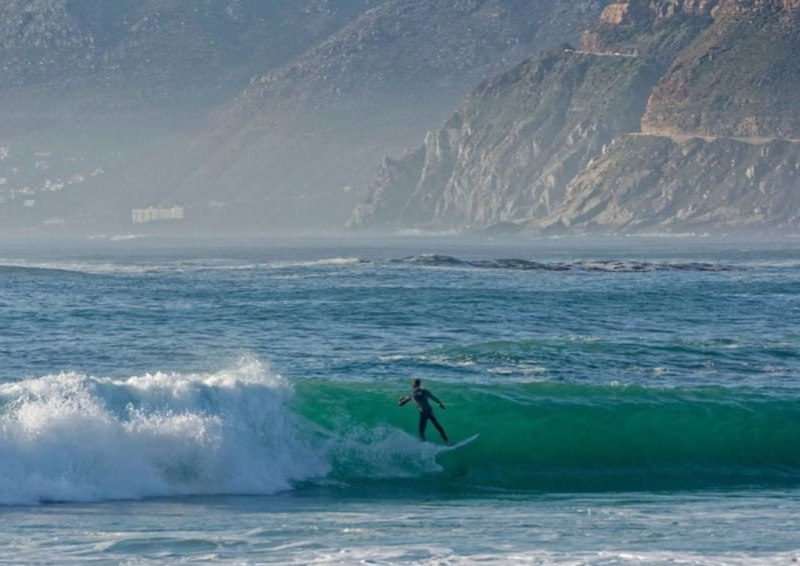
[1,238,799,564]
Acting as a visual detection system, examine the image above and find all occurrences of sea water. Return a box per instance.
[0,237,799,564]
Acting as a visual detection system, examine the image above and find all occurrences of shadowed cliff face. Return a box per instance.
[0,0,607,235]
[350,0,800,236]
[0,0,385,234]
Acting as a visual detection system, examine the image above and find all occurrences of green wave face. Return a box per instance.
[293,381,800,491]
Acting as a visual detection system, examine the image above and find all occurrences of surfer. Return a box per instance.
[398,378,449,445]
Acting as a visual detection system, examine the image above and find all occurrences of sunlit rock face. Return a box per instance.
[349,50,661,231]
[351,0,800,236]
[643,0,800,140]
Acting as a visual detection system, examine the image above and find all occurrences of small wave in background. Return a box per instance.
[0,252,744,277]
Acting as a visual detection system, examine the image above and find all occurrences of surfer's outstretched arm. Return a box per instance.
[427,391,445,409]
[397,395,411,407]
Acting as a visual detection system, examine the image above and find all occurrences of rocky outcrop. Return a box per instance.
[642,1,800,139]
[597,0,717,24]
[349,50,661,230]
[534,134,800,234]
[580,0,717,61]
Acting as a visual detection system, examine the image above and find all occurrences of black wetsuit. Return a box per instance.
[398,387,449,443]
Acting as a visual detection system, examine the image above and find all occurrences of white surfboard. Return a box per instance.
[442,433,479,450]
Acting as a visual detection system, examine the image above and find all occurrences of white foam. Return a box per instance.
[265,548,800,566]
[326,425,444,480]
[281,257,364,268]
[0,256,367,276]
[0,357,450,505]
[0,258,154,275]
[0,358,328,505]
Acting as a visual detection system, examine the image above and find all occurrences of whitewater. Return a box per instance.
[1,238,799,564]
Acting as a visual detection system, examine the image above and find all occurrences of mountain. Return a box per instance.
[641,0,800,139]
[544,0,800,234]
[0,0,380,120]
[0,0,384,234]
[152,0,607,233]
[351,0,800,235]
[0,0,607,236]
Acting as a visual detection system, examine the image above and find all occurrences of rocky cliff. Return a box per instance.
[545,0,800,234]
[351,0,800,235]
[579,0,716,62]
[642,0,800,139]
[535,135,800,234]
[349,50,661,230]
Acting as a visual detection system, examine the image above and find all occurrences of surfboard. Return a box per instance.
[442,433,479,450]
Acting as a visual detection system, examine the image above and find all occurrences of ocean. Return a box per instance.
[1,237,799,565]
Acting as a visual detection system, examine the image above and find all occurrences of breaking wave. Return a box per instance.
[0,358,440,505]
[2,357,799,505]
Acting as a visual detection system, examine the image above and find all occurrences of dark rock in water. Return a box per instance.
[392,255,732,272]
[394,255,468,267]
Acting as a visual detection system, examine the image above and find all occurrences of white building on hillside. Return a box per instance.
[132,206,185,224]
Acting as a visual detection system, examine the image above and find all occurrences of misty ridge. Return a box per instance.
[1,0,799,239]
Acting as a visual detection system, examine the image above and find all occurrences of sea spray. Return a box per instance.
[0,358,329,505]
[0,357,449,505]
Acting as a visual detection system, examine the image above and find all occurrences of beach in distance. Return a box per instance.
[1,237,799,565]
